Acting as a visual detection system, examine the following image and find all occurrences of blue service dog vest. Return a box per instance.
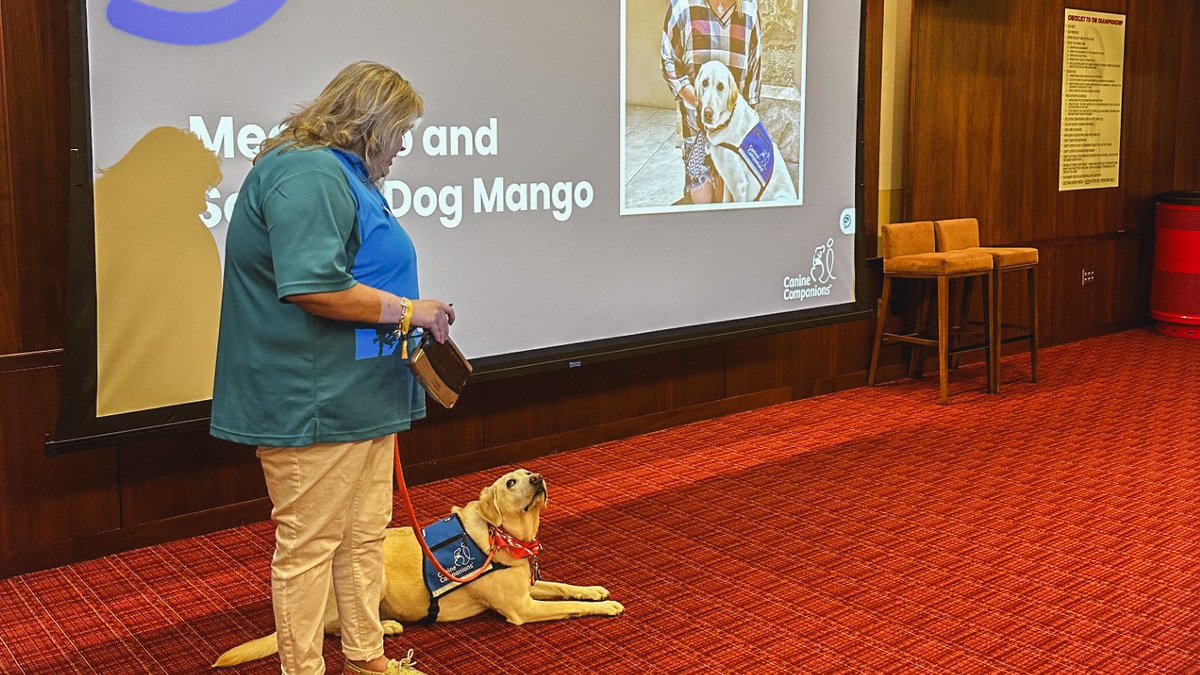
[420,514,506,622]
[718,121,776,200]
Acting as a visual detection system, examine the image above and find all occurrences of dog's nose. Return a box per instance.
[529,474,543,487]
[703,108,713,123]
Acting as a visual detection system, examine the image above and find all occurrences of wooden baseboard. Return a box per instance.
[0,498,271,579]
[812,362,909,395]
[402,388,794,485]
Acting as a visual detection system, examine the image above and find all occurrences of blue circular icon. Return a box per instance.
[106,0,289,46]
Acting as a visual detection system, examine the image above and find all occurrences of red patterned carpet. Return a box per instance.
[2,329,1198,674]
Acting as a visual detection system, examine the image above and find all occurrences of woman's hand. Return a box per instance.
[410,299,455,343]
[680,84,699,111]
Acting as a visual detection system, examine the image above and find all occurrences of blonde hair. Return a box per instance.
[259,61,423,182]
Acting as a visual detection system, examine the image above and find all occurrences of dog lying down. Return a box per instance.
[214,469,623,668]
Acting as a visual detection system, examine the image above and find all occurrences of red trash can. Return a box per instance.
[1151,191,1200,340]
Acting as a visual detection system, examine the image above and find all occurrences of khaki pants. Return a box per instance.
[257,434,395,675]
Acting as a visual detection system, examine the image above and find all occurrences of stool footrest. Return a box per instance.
[885,331,989,355]
[1000,333,1035,346]
[947,342,988,356]
[881,333,938,348]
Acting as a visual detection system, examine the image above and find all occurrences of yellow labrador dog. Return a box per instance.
[214,469,622,668]
[696,60,797,203]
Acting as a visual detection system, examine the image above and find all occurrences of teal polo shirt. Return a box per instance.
[210,145,425,447]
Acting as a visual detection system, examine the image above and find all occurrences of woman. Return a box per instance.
[211,62,451,675]
[660,0,762,204]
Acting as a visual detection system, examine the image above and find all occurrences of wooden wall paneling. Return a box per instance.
[1002,0,1066,245]
[477,342,727,457]
[861,0,884,252]
[905,0,1061,245]
[0,1,70,353]
[1081,239,1113,328]
[1110,235,1144,325]
[1082,235,1141,328]
[724,325,839,398]
[832,319,875,379]
[602,351,682,422]
[118,433,264,527]
[0,366,119,555]
[1173,1,1200,190]
[0,4,22,352]
[665,343,726,409]
[480,364,615,449]
[724,332,795,396]
[1040,243,1078,339]
[1056,190,1121,239]
[399,386,485,468]
[1118,0,1184,234]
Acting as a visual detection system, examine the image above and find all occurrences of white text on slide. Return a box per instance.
[188,115,594,229]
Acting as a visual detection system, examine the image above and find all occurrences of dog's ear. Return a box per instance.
[727,82,737,114]
[477,485,503,527]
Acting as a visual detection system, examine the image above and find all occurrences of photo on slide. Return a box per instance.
[621,0,807,215]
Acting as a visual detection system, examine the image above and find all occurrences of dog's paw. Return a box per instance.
[381,620,404,636]
[582,585,610,601]
[599,600,624,616]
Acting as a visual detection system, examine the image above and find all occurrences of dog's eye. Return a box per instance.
[717,82,725,92]
[701,78,708,87]
[506,479,517,489]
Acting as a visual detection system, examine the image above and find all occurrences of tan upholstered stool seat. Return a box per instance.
[974,246,1039,268]
[884,250,994,275]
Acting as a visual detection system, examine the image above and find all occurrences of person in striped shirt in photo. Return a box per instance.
[661,0,761,205]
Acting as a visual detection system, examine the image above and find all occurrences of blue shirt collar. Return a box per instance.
[329,147,369,182]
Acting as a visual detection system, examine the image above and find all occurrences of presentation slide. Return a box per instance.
[77,0,861,422]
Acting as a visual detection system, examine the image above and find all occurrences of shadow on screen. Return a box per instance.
[93,126,223,417]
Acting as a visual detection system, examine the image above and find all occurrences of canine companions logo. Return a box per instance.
[436,541,478,584]
[811,238,836,285]
[783,238,836,302]
[452,541,474,568]
[106,0,288,45]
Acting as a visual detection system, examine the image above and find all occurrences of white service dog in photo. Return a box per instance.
[696,59,797,203]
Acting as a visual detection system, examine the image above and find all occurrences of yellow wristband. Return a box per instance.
[400,297,413,335]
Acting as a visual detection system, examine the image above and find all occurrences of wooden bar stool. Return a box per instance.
[934,218,1039,393]
[869,221,995,404]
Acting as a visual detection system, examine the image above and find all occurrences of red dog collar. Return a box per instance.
[489,525,542,585]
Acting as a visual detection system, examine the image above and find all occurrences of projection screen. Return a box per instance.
[53,0,866,450]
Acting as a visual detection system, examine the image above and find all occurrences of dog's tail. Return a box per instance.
[211,632,278,668]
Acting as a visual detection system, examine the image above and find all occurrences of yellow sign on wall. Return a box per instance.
[1058,9,1126,191]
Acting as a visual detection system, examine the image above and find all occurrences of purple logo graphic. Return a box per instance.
[106,0,288,46]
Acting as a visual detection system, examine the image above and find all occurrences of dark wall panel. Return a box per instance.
[118,434,265,527]
[0,1,69,354]
[0,366,120,554]
[907,0,1062,244]
[1174,3,1200,191]
[0,8,19,352]
[1118,0,1185,232]
[905,0,1192,353]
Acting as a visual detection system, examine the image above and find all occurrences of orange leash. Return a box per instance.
[392,436,496,584]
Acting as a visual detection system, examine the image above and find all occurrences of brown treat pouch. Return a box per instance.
[409,333,472,409]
